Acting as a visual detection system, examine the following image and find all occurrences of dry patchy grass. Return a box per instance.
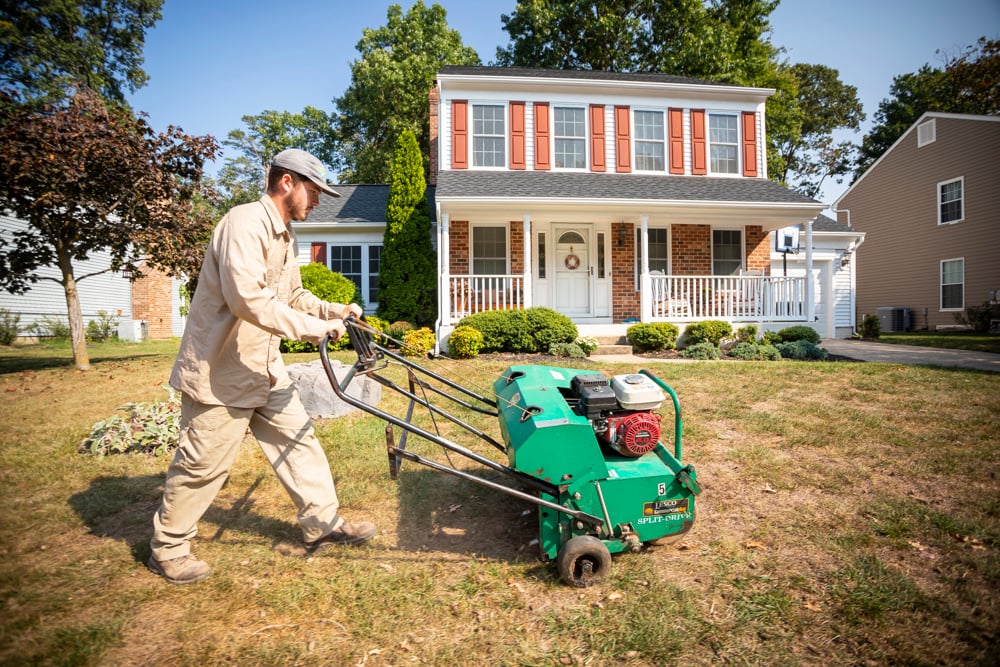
[1,341,998,665]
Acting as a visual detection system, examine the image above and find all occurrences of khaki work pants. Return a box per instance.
[150,382,340,561]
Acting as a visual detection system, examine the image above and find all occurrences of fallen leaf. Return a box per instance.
[744,540,767,550]
[805,601,822,612]
[607,591,624,601]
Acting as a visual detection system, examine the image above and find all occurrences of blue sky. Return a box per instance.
[127,0,999,205]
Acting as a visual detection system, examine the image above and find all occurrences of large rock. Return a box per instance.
[287,359,382,420]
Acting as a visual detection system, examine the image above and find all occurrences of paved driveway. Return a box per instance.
[820,339,1000,373]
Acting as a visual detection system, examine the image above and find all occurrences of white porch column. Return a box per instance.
[522,214,532,307]
[805,217,814,325]
[440,211,450,318]
[640,215,650,321]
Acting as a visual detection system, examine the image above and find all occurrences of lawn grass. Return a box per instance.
[1,338,998,665]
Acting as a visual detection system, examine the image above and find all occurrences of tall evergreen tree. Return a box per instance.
[377,129,436,325]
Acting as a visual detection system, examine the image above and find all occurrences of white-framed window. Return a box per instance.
[472,104,505,167]
[553,106,586,169]
[634,109,665,171]
[938,177,964,225]
[941,258,964,310]
[472,225,507,274]
[709,113,739,174]
[328,243,382,308]
[647,228,669,273]
[712,229,743,275]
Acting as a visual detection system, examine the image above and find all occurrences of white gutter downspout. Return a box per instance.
[805,217,814,325]
[434,209,449,355]
[522,214,532,308]
[640,215,650,321]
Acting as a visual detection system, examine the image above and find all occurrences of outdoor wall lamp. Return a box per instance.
[617,223,627,247]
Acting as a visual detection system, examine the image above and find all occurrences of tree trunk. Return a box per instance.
[57,246,90,370]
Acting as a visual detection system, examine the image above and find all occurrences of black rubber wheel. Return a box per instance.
[556,535,612,587]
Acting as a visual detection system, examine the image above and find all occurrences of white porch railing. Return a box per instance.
[650,274,806,322]
[448,274,524,320]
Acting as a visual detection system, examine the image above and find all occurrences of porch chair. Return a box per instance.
[650,270,691,318]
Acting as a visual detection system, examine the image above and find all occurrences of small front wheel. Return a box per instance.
[556,535,612,587]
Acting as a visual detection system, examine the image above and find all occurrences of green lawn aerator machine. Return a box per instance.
[321,318,701,587]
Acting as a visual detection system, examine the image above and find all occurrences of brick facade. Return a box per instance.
[612,223,639,321]
[671,224,712,274]
[131,263,174,339]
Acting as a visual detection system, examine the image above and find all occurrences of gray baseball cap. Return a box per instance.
[271,149,340,197]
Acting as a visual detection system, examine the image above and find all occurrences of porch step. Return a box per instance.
[591,335,633,356]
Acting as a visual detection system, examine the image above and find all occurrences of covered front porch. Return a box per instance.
[442,272,807,325]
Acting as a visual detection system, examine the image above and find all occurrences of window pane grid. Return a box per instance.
[941,259,964,309]
[472,226,507,275]
[648,228,668,273]
[635,110,665,172]
[709,114,738,174]
[713,229,742,275]
[554,107,586,169]
[472,105,505,167]
[940,180,963,223]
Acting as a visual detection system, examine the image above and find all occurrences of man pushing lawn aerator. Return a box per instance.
[148,149,375,585]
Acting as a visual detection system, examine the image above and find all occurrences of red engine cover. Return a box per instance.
[605,412,661,457]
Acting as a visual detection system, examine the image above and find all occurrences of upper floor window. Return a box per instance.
[712,229,743,275]
[473,104,505,167]
[941,258,964,310]
[554,106,586,169]
[472,225,507,274]
[938,177,964,225]
[634,110,665,171]
[709,114,739,174]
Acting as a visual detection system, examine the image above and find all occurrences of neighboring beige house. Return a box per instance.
[834,112,1000,332]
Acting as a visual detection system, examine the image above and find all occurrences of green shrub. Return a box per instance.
[728,341,781,361]
[627,322,680,351]
[762,330,782,345]
[955,301,994,333]
[736,325,759,343]
[683,320,732,347]
[79,387,180,457]
[679,341,720,359]
[775,325,821,344]
[574,335,598,354]
[0,309,20,345]
[447,326,484,359]
[457,307,576,353]
[29,315,71,340]
[300,262,362,307]
[385,320,414,346]
[859,314,881,339]
[85,310,120,342]
[524,307,577,350]
[548,342,586,358]
[401,327,435,357]
[776,340,829,361]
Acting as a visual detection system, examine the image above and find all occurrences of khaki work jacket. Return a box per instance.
[170,195,345,408]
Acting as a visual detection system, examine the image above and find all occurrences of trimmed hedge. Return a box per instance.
[627,322,679,351]
[457,307,577,353]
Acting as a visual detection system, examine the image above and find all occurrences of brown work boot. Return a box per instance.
[147,554,212,585]
[307,519,377,552]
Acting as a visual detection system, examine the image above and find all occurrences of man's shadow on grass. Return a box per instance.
[68,473,303,564]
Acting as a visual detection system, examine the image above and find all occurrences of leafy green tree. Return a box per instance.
[377,129,436,325]
[0,0,162,107]
[333,1,479,183]
[217,107,337,208]
[856,37,999,178]
[776,63,865,198]
[0,88,218,370]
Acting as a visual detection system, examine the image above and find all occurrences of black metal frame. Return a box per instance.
[318,319,604,527]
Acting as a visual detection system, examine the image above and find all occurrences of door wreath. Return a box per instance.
[564,253,581,270]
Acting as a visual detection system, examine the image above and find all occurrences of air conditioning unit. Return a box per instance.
[876,307,911,333]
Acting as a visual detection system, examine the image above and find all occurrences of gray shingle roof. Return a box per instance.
[310,184,437,222]
[437,65,737,89]
[435,170,819,205]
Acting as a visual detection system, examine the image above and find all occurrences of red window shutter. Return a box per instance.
[742,111,759,177]
[451,100,468,169]
[690,109,706,175]
[589,104,606,172]
[614,105,631,173]
[510,101,526,170]
[310,242,326,266]
[534,103,550,170]
[668,108,685,174]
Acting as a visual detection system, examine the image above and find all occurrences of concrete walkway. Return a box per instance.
[590,339,1000,373]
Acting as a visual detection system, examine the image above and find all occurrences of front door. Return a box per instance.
[554,227,592,316]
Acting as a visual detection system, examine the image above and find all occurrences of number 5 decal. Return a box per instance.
[657,482,666,496]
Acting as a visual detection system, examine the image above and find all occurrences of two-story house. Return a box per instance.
[834,112,1000,332]
[428,66,825,345]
